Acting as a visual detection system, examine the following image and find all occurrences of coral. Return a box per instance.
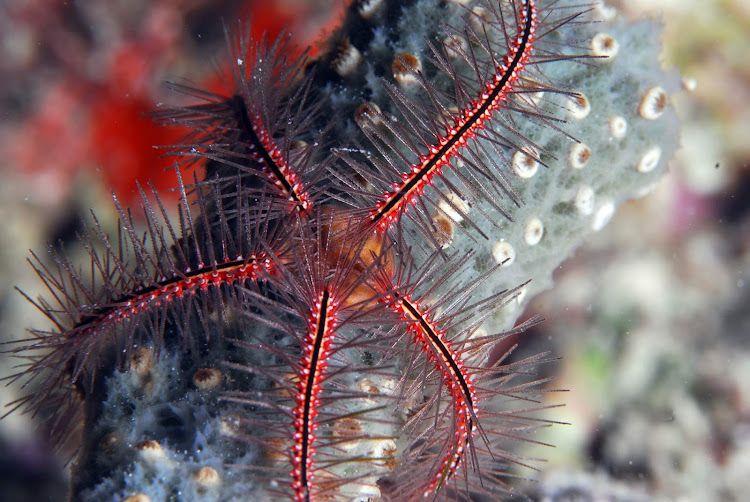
[4,1,680,501]
[310,0,680,333]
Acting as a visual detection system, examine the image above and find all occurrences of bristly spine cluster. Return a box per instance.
[6,1,603,500]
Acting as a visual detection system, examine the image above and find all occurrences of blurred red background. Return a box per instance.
[1,0,342,208]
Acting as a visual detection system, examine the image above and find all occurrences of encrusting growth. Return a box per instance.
[5,0,681,500]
